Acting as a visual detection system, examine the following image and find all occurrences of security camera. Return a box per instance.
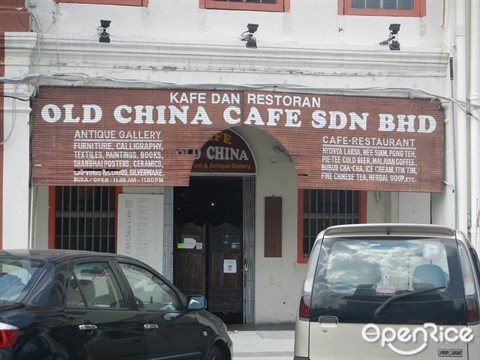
[379,24,401,50]
[100,20,111,29]
[247,23,258,34]
[98,20,111,43]
[389,24,400,34]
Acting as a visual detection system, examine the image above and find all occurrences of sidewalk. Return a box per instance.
[227,324,295,360]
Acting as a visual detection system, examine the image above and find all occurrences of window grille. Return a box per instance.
[351,0,412,10]
[205,0,285,11]
[55,187,116,253]
[302,189,359,257]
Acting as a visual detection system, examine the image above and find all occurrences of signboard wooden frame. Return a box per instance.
[32,87,444,192]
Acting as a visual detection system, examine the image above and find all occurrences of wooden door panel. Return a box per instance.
[175,251,205,296]
[208,223,243,315]
[209,252,242,314]
[174,223,206,297]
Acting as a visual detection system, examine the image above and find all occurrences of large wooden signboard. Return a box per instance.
[32,87,444,192]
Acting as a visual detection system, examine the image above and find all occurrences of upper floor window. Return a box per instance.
[339,0,425,17]
[203,0,288,12]
[55,0,148,6]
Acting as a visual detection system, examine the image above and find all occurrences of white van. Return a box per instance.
[294,224,480,360]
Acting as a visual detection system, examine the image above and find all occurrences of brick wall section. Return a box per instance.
[0,0,29,249]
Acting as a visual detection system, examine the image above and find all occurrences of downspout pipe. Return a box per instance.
[470,0,480,251]
[455,0,469,234]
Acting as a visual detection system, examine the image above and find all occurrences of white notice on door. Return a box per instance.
[183,237,197,249]
[223,259,237,273]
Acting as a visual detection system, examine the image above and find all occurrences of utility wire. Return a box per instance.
[1,72,478,116]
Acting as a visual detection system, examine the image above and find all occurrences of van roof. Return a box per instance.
[322,223,458,238]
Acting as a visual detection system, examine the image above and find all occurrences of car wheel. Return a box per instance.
[206,346,224,360]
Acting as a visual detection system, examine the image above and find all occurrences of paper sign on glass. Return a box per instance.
[183,237,197,249]
[223,259,237,273]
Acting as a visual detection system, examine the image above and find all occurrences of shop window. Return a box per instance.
[50,186,118,253]
[297,189,366,263]
[55,0,148,6]
[339,0,425,17]
[203,0,288,12]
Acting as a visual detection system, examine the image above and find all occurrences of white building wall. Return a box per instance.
[398,193,431,223]
[2,33,36,248]
[32,186,49,249]
[29,1,447,48]
[2,95,30,249]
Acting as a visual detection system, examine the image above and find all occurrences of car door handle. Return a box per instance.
[78,324,98,331]
[143,323,159,330]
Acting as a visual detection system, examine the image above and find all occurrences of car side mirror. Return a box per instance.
[186,295,207,311]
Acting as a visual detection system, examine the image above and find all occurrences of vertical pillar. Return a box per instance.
[243,177,255,324]
[470,0,480,251]
[455,0,469,233]
[1,2,34,249]
[163,186,174,282]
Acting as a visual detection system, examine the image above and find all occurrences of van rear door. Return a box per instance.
[308,322,469,359]
[308,235,470,360]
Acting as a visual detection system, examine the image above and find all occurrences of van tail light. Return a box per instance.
[466,298,480,322]
[299,295,311,319]
[0,322,19,349]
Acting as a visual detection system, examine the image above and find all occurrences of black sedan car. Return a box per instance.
[0,249,232,360]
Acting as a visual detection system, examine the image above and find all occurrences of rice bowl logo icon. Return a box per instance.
[362,323,474,356]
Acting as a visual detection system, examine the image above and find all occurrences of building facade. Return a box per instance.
[1,0,479,324]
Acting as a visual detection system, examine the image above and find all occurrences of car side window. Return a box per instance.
[65,262,126,309]
[0,259,44,302]
[119,263,181,312]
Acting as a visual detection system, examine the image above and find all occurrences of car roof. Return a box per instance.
[0,249,129,262]
[321,223,459,238]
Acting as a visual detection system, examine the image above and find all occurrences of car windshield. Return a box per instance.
[311,236,466,325]
[0,257,45,302]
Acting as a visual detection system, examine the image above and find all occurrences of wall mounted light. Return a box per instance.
[98,20,111,43]
[240,23,259,49]
[379,23,401,50]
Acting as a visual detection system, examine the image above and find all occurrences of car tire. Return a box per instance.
[206,346,224,360]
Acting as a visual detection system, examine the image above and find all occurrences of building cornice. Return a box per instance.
[4,33,449,81]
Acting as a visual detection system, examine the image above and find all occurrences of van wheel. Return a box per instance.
[206,346,224,360]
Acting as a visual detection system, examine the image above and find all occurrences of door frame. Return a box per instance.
[167,176,256,324]
[243,176,255,324]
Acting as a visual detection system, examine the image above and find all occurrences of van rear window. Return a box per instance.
[311,237,466,325]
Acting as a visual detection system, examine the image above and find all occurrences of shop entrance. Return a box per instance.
[173,177,244,324]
